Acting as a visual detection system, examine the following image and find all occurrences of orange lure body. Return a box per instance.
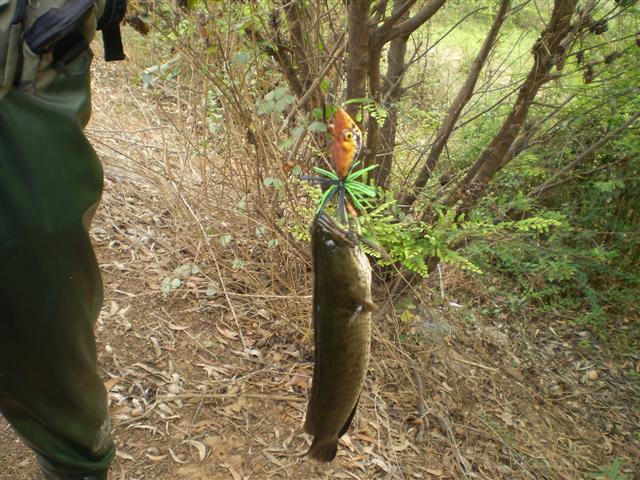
[329,109,362,180]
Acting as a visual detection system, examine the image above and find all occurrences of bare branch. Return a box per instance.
[376,0,419,41]
[245,27,304,98]
[384,0,447,42]
[279,33,346,133]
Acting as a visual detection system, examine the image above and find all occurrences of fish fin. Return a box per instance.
[347,304,364,326]
[303,404,314,435]
[362,300,377,313]
[306,400,359,462]
[338,398,359,438]
[307,437,339,462]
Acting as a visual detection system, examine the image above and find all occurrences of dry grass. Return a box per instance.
[1,14,639,480]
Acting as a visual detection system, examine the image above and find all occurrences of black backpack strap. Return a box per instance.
[97,0,127,61]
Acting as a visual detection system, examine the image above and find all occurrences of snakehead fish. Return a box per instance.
[304,212,375,462]
[329,109,362,180]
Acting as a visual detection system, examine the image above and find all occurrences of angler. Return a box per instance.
[0,0,126,478]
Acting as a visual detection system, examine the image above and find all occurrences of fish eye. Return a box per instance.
[325,239,336,251]
[343,130,353,141]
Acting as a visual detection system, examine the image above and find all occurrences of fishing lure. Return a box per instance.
[304,109,376,222]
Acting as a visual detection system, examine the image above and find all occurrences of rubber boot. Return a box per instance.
[38,455,109,480]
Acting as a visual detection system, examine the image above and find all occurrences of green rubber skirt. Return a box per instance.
[0,51,113,478]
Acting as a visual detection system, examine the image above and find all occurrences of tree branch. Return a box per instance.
[279,33,346,133]
[376,0,419,41]
[384,0,447,42]
[245,27,304,98]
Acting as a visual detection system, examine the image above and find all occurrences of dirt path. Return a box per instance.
[1,39,639,480]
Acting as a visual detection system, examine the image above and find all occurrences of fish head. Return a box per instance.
[312,212,367,283]
[329,109,362,179]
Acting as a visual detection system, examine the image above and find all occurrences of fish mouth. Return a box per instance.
[315,212,358,248]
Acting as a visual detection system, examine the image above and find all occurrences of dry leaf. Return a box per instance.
[353,433,378,446]
[425,468,444,476]
[104,377,120,392]
[182,439,207,461]
[500,410,514,426]
[221,463,242,480]
[115,450,134,461]
[150,336,161,357]
[108,301,119,317]
[117,304,131,318]
[370,457,391,472]
[216,325,238,339]
[340,432,356,452]
[145,454,167,462]
[168,448,188,464]
[167,322,189,331]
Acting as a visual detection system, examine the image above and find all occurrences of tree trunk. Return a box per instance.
[375,6,411,189]
[345,0,372,119]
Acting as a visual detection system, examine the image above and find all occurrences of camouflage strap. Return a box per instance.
[97,0,127,61]
[0,0,117,100]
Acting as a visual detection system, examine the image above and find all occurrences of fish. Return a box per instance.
[329,109,362,180]
[304,212,375,462]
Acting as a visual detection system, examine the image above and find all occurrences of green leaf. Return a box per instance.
[308,121,328,133]
[312,107,324,121]
[257,100,274,115]
[232,51,251,64]
[275,97,290,113]
[278,137,295,151]
[219,234,232,246]
[161,277,173,295]
[346,189,365,211]
[266,86,287,102]
[232,258,245,270]
[263,177,284,189]
[273,86,287,100]
[174,263,198,278]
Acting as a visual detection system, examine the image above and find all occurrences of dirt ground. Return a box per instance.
[1,37,639,480]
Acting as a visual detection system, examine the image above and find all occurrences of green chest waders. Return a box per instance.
[0,0,127,477]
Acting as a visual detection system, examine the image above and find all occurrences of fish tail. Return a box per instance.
[303,409,314,435]
[307,437,339,462]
